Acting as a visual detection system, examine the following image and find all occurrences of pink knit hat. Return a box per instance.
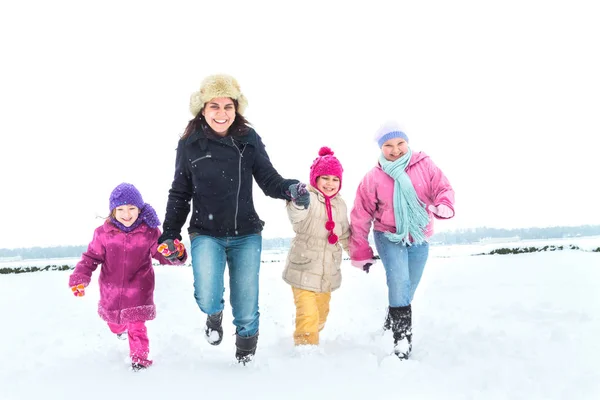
[309,147,344,245]
[309,147,344,191]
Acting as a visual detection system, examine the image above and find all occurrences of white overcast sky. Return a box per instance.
[1,0,599,249]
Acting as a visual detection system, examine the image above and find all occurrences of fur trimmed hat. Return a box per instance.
[374,120,409,148]
[309,147,344,191]
[189,74,249,117]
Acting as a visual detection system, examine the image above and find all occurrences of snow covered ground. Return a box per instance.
[1,238,599,399]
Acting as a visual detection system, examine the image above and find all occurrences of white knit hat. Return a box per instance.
[374,120,409,148]
[189,74,249,117]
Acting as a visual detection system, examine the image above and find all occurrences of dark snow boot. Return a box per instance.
[235,332,258,365]
[388,305,412,360]
[131,363,147,372]
[383,308,392,331]
[204,311,223,346]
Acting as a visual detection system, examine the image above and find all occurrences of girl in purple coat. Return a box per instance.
[69,183,187,371]
[349,121,455,360]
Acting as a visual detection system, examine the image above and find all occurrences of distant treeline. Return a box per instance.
[1,225,600,260]
[429,224,600,245]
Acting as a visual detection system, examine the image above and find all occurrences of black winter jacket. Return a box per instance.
[159,125,298,241]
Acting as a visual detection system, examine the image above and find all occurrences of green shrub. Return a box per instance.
[484,244,582,256]
[0,264,73,275]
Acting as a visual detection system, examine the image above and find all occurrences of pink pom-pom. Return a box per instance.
[325,221,335,231]
[328,233,338,245]
[318,146,334,157]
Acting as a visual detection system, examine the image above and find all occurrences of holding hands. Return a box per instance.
[158,239,186,260]
[288,182,310,209]
[428,204,453,218]
[351,259,377,274]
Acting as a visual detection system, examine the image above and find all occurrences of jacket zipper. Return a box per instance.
[231,138,245,232]
[191,153,212,164]
[118,233,127,322]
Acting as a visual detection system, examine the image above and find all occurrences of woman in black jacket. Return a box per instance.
[158,74,309,364]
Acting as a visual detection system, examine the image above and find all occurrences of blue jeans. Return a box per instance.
[374,231,430,307]
[190,234,262,337]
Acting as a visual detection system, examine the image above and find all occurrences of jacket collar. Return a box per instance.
[102,219,149,234]
[185,122,254,148]
[376,150,429,170]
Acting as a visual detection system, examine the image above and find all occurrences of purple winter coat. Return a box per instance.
[69,220,187,324]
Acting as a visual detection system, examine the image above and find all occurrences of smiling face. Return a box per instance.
[381,138,409,161]
[201,97,236,136]
[316,175,341,196]
[113,205,140,227]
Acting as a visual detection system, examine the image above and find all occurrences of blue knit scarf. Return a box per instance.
[379,148,429,245]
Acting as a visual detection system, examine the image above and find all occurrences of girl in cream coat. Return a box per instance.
[283,147,350,346]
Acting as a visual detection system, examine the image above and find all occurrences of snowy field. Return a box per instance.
[1,237,599,399]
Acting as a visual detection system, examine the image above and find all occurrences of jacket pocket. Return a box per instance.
[288,241,317,267]
[288,252,312,265]
[190,153,212,165]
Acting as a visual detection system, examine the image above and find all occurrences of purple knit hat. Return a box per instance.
[309,146,344,191]
[374,121,409,148]
[109,183,160,230]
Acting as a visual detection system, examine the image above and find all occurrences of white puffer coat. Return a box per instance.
[282,186,350,293]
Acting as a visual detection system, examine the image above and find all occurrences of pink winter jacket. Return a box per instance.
[68,220,187,324]
[349,151,455,261]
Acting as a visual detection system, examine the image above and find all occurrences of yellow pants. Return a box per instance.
[292,287,331,345]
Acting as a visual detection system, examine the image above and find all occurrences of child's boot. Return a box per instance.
[205,310,223,345]
[383,308,392,331]
[388,304,412,360]
[131,363,147,372]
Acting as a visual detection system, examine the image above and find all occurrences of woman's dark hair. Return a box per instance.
[181,99,251,140]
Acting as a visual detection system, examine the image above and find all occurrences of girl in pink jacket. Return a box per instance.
[349,121,455,360]
[69,183,187,371]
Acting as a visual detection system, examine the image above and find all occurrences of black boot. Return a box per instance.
[131,362,148,372]
[235,332,258,365]
[388,305,412,360]
[205,311,223,346]
[383,308,392,331]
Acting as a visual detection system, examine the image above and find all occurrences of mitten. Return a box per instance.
[428,204,453,218]
[71,284,85,297]
[288,182,310,209]
[158,239,186,260]
[351,259,376,273]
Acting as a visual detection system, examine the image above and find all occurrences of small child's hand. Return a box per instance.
[158,239,185,260]
[288,182,310,209]
[71,284,85,297]
[428,204,453,218]
[351,259,376,273]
